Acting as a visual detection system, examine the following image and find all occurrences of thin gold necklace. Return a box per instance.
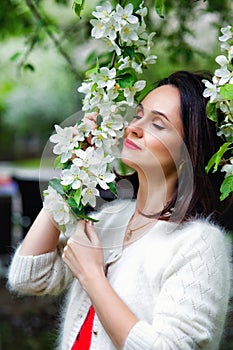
[125,216,155,241]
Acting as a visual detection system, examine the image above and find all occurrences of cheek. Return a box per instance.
[146,134,182,169]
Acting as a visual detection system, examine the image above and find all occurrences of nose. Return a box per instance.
[126,119,144,138]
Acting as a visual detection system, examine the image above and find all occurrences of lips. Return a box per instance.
[124,138,141,150]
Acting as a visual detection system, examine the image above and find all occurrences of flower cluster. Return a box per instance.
[43,1,157,231]
[80,1,156,116]
[203,25,233,200]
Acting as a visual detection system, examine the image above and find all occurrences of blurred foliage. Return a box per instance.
[0,0,232,160]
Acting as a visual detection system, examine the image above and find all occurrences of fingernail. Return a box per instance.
[88,220,94,226]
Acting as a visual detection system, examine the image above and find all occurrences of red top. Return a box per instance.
[71,306,95,350]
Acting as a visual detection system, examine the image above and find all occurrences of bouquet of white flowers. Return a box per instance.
[43,1,157,233]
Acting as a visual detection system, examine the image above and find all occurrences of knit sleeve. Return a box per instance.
[124,221,232,350]
[7,242,73,296]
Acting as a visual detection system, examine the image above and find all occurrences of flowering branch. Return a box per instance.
[203,25,233,200]
[43,1,157,234]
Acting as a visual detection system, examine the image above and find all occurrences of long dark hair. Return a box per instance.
[129,71,233,230]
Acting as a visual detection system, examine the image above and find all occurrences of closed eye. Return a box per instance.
[153,123,165,130]
[130,115,142,123]
[132,115,165,130]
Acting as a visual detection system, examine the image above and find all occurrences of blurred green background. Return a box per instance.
[0,0,232,349]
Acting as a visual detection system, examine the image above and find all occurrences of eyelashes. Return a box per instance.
[132,115,165,130]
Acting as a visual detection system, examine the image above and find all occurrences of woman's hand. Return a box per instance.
[62,220,105,291]
[83,112,98,145]
[72,112,98,146]
[63,221,138,350]
[83,112,98,129]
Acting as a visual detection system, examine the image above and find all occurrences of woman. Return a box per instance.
[8,71,232,350]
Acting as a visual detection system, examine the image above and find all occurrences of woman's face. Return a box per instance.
[121,85,184,179]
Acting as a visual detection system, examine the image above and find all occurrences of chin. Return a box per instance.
[121,155,141,174]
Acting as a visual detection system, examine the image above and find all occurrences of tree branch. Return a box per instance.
[24,0,81,80]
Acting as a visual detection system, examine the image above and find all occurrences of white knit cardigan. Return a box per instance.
[8,200,232,350]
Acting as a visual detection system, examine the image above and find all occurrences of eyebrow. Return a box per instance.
[137,103,169,121]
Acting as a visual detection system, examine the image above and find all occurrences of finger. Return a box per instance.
[85,221,100,247]
[84,112,98,122]
[70,220,91,246]
[62,244,71,262]
[84,112,98,129]
[72,125,79,136]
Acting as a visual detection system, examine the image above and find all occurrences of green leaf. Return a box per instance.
[54,155,64,169]
[48,178,65,195]
[10,52,21,61]
[220,84,233,100]
[108,182,117,196]
[134,52,145,64]
[117,70,137,88]
[78,213,99,222]
[115,159,135,176]
[72,0,85,18]
[118,74,135,88]
[206,101,218,123]
[86,57,99,78]
[220,175,233,201]
[74,188,82,206]
[68,196,77,208]
[96,114,103,126]
[23,63,35,72]
[70,205,99,222]
[123,46,135,59]
[205,142,232,173]
[155,0,165,18]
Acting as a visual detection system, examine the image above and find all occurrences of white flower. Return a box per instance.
[219,25,233,42]
[102,38,121,56]
[44,186,72,225]
[136,4,148,17]
[81,182,99,207]
[88,148,114,170]
[215,66,233,85]
[227,46,233,62]
[77,120,93,139]
[115,3,138,25]
[101,114,124,137]
[91,129,108,148]
[143,55,157,66]
[124,80,146,106]
[89,87,106,108]
[92,67,116,91]
[98,100,119,119]
[202,79,219,102]
[92,2,113,23]
[49,125,80,163]
[221,159,233,177]
[92,164,116,190]
[119,56,142,73]
[219,101,229,114]
[73,147,95,168]
[220,41,231,52]
[77,81,93,96]
[104,18,120,41]
[61,165,82,189]
[120,23,139,43]
[216,54,229,66]
[215,54,233,85]
[90,19,107,39]
[217,123,233,140]
[118,56,130,70]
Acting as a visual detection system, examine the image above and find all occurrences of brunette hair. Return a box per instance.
[129,71,232,229]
